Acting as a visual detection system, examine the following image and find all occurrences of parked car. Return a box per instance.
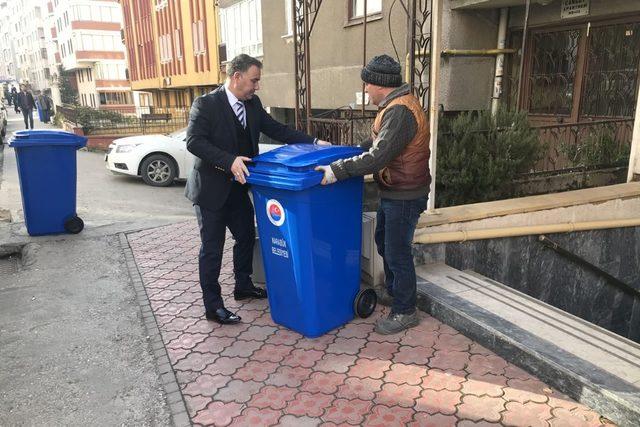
[105,128,282,187]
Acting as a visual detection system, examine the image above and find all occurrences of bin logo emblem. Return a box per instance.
[266,199,285,226]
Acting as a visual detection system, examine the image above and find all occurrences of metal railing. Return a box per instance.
[532,119,634,172]
[307,110,377,146]
[56,105,189,136]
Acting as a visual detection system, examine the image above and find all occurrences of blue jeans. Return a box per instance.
[375,196,428,314]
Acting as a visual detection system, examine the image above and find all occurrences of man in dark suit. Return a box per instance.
[186,54,328,325]
[17,85,35,129]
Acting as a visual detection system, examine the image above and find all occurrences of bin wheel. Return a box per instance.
[354,288,377,318]
[64,216,84,234]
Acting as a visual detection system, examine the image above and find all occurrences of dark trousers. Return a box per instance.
[22,108,33,129]
[194,183,256,312]
[375,196,428,314]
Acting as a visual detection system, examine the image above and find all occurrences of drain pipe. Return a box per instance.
[516,0,531,110]
[627,79,640,182]
[413,218,640,244]
[491,8,509,116]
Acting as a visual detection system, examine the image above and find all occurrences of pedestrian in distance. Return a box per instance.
[41,91,53,123]
[185,53,330,325]
[315,54,431,335]
[3,86,10,106]
[17,85,35,129]
[11,86,19,113]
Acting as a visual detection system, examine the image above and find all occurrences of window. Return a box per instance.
[192,20,206,55]
[139,93,150,107]
[219,0,262,59]
[513,20,640,120]
[174,29,182,59]
[160,34,173,62]
[78,34,119,51]
[96,63,125,80]
[350,0,382,19]
[99,91,133,105]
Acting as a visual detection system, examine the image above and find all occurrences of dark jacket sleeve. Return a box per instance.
[330,105,417,180]
[186,96,236,171]
[257,98,315,144]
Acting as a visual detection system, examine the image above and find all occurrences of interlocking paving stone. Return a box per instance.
[128,221,609,426]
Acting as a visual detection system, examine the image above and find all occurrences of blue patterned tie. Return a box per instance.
[235,101,246,128]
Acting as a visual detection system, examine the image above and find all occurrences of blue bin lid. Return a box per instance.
[246,143,363,191]
[10,130,87,148]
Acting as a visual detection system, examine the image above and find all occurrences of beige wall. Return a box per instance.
[260,1,409,110]
[260,1,501,112]
[440,2,499,111]
[260,0,639,113]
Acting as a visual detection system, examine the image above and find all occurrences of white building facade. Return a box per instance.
[49,0,133,110]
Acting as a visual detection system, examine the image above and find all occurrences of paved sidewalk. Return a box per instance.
[128,220,609,427]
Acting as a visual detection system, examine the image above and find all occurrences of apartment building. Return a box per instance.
[7,0,50,90]
[48,0,134,110]
[0,1,17,82]
[120,0,224,108]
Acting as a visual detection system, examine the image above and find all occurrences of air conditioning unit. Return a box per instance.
[361,211,384,287]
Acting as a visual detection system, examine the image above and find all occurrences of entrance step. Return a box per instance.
[416,263,640,426]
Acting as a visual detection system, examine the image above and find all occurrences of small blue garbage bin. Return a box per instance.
[10,130,87,236]
[247,144,377,338]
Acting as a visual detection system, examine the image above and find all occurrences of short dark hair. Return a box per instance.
[226,54,262,76]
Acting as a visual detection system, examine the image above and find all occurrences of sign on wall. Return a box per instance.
[561,0,590,20]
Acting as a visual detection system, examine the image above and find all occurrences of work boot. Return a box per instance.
[375,310,419,335]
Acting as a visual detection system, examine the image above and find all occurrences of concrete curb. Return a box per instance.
[118,232,192,427]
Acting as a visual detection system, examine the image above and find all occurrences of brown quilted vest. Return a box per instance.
[372,93,431,191]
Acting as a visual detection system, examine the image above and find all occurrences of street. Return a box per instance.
[0,114,194,242]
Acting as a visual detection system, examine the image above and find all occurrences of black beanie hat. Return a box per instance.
[360,54,402,88]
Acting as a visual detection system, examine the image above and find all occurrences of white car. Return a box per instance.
[105,128,281,187]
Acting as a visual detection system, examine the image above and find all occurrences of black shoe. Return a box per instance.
[205,308,242,324]
[233,287,267,301]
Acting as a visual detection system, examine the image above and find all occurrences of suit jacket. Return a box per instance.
[185,86,315,211]
[17,92,35,110]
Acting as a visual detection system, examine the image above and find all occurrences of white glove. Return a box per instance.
[314,165,337,185]
[316,139,332,146]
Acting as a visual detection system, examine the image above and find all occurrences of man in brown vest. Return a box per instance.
[316,54,431,334]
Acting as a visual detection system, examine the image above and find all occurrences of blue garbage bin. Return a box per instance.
[10,130,87,236]
[35,100,44,122]
[247,144,377,338]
